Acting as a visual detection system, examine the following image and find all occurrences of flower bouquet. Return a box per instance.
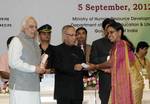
[83,75,98,90]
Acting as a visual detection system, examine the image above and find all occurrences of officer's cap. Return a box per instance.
[38,24,52,33]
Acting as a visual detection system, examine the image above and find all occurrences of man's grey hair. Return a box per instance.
[62,25,75,34]
[21,16,37,32]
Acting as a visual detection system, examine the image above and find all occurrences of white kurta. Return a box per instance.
[8,37,41,104]
[9,89,41,104]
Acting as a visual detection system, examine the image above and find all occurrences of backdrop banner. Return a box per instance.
[0,0,150,58]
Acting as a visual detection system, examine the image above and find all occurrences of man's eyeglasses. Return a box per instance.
[64,33,77,37]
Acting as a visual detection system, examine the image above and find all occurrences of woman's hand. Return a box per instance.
[87,63,96,70]
[103,69,111,73]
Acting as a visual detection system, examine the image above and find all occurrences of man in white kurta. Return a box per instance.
[8,16,46,104]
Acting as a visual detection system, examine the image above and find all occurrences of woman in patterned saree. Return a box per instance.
[106,22,144,104]
[89,22,144,104]
[135,41,150,91]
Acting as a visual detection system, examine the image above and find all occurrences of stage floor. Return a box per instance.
[0,90,150,104]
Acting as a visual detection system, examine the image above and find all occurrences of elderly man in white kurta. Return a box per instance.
[8,16,46,104]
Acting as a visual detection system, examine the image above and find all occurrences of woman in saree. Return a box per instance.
[89,22,144,104]
[135,41,150,91]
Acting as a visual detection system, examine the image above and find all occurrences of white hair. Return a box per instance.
[21,16,37,32]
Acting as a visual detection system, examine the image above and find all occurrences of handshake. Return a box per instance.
[74,62,111,73]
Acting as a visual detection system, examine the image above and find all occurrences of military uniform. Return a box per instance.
[38,24,55,71]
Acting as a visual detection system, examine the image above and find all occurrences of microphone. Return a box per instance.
[40,54,48,68]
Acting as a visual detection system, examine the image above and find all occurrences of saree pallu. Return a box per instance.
[111,40,134,104]
[130,65,144,104]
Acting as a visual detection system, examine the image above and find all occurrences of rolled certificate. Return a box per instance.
[40,54,48,68]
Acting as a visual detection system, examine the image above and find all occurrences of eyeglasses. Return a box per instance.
[64,33,77,37]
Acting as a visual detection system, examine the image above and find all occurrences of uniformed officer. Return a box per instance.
[38,24,55,73]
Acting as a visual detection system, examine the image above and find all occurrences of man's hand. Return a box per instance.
[35,65,46,74]
[44,68,55,74]
[74,64,83,71]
